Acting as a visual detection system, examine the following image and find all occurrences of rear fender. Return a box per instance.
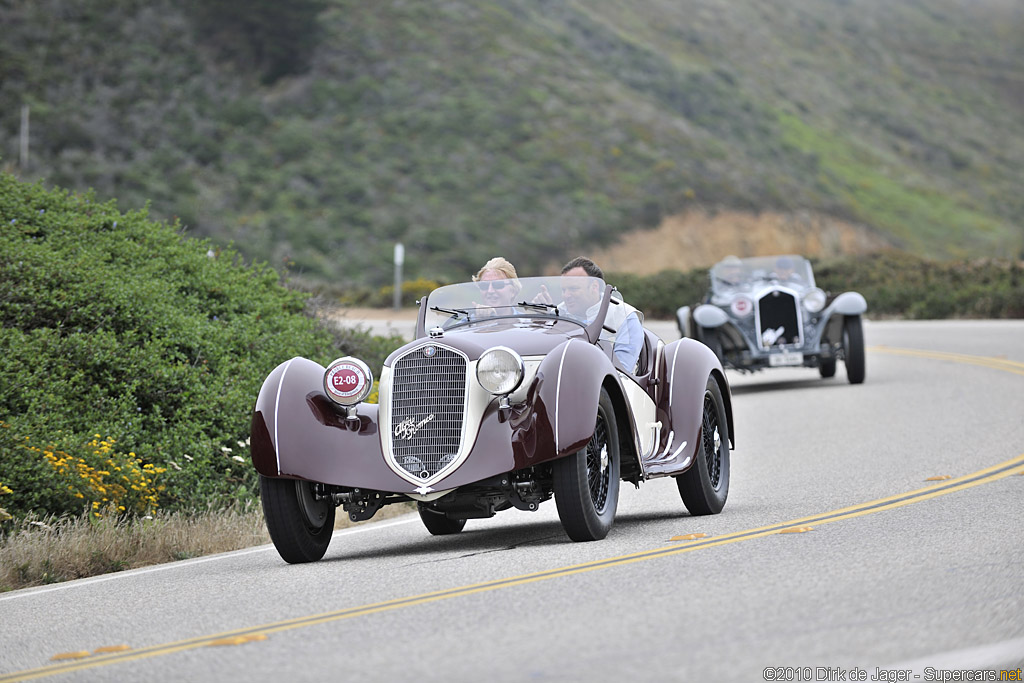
[652,338,734,475]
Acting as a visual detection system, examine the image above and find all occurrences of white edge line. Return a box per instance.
[273,358,296,473]
[0,515,419,603]
[888,636,1024,672]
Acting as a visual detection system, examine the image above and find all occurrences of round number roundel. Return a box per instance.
[323,357,372,405]
[730,296,753,317]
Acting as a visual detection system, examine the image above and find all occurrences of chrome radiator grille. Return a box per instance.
[757,291,801,348]
[389,346,467,479]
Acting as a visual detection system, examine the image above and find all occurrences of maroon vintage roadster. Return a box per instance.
[251,275,735,563]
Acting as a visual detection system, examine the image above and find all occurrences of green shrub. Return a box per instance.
[0,424,165,518]
[0,171,400,516]
[607,270,710,320]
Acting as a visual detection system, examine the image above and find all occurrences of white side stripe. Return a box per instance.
[273,358,296,474]
[554,341,571,453]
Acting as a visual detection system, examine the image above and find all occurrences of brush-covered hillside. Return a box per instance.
[2,0,1022,286]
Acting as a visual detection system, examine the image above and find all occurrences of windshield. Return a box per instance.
[424,275,607,331]
[709,255,815,294]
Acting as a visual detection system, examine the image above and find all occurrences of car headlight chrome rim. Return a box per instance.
[324,357,374,406]
[802,288,827,313]
[476,346,524,395]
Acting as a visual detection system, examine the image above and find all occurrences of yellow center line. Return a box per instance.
[870,345,1024,374]
[3,345,1022,682]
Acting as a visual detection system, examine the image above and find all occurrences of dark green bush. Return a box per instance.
[607,270,710,320]
[813,251,1024,319]
[0,172,399,517]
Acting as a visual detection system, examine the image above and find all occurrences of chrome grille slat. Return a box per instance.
[390,347,467,479]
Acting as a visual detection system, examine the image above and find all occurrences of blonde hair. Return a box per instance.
[473,256,521,294]
[473,256,518,281]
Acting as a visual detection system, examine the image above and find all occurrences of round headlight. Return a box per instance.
[323,357,374,406]
[476,347,524,395]
[802,288,827,314]
[730,295,754,318]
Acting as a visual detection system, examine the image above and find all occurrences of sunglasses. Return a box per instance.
[477,280,509,292]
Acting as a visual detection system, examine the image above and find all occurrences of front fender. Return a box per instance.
[534,339,619,458]
[826,291,867,317]
[693,304,730,329]
[647,338,734,477]
[818,292,867,341]
[250,357,412,490]
[676,305,692,338]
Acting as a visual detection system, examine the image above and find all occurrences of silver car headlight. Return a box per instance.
[476,347,524,395]
[323,357,374,406]
[802,288,827,313]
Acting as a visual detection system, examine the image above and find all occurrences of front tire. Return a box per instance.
[418,505,467,535]
[553,387,620,541]
[676,378,730,515]
[260,475,335,563]
[697,325,723,363]
[843,315,866,384]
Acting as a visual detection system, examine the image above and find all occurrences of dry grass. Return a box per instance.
[0,501,416,592]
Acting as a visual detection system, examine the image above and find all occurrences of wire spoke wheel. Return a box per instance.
[676,378,730,516]
[701,396,722,490]
[554,387,620,541]
[586,418,611,512]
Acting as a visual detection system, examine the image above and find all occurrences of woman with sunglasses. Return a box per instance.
[472,256,522,316]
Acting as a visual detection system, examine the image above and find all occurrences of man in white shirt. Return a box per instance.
[557,257,644,373]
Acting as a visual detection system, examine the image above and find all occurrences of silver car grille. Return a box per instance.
[756,290,801,348]
[389,346,467,480]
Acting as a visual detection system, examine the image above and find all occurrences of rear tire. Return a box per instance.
[554,388,620,541]
[418,505,467,535]
[676,378,730,515]
[260,475,335,563]
[819,356,837,378]
[843,315,866,384]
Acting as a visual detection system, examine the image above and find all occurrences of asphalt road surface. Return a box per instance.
[1,319,1022,683]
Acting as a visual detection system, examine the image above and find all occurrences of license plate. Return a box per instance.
[769,351,804,367]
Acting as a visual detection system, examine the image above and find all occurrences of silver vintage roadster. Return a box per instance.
[251,275,735,563]
[676,255,867,383]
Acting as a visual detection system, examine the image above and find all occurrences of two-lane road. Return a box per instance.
[1,320,1022,682]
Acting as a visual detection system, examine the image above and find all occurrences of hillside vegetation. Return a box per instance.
[2,0,1022,287]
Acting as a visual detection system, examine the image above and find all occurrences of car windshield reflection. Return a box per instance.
[709,255,815,295]
[424,275,607,330]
